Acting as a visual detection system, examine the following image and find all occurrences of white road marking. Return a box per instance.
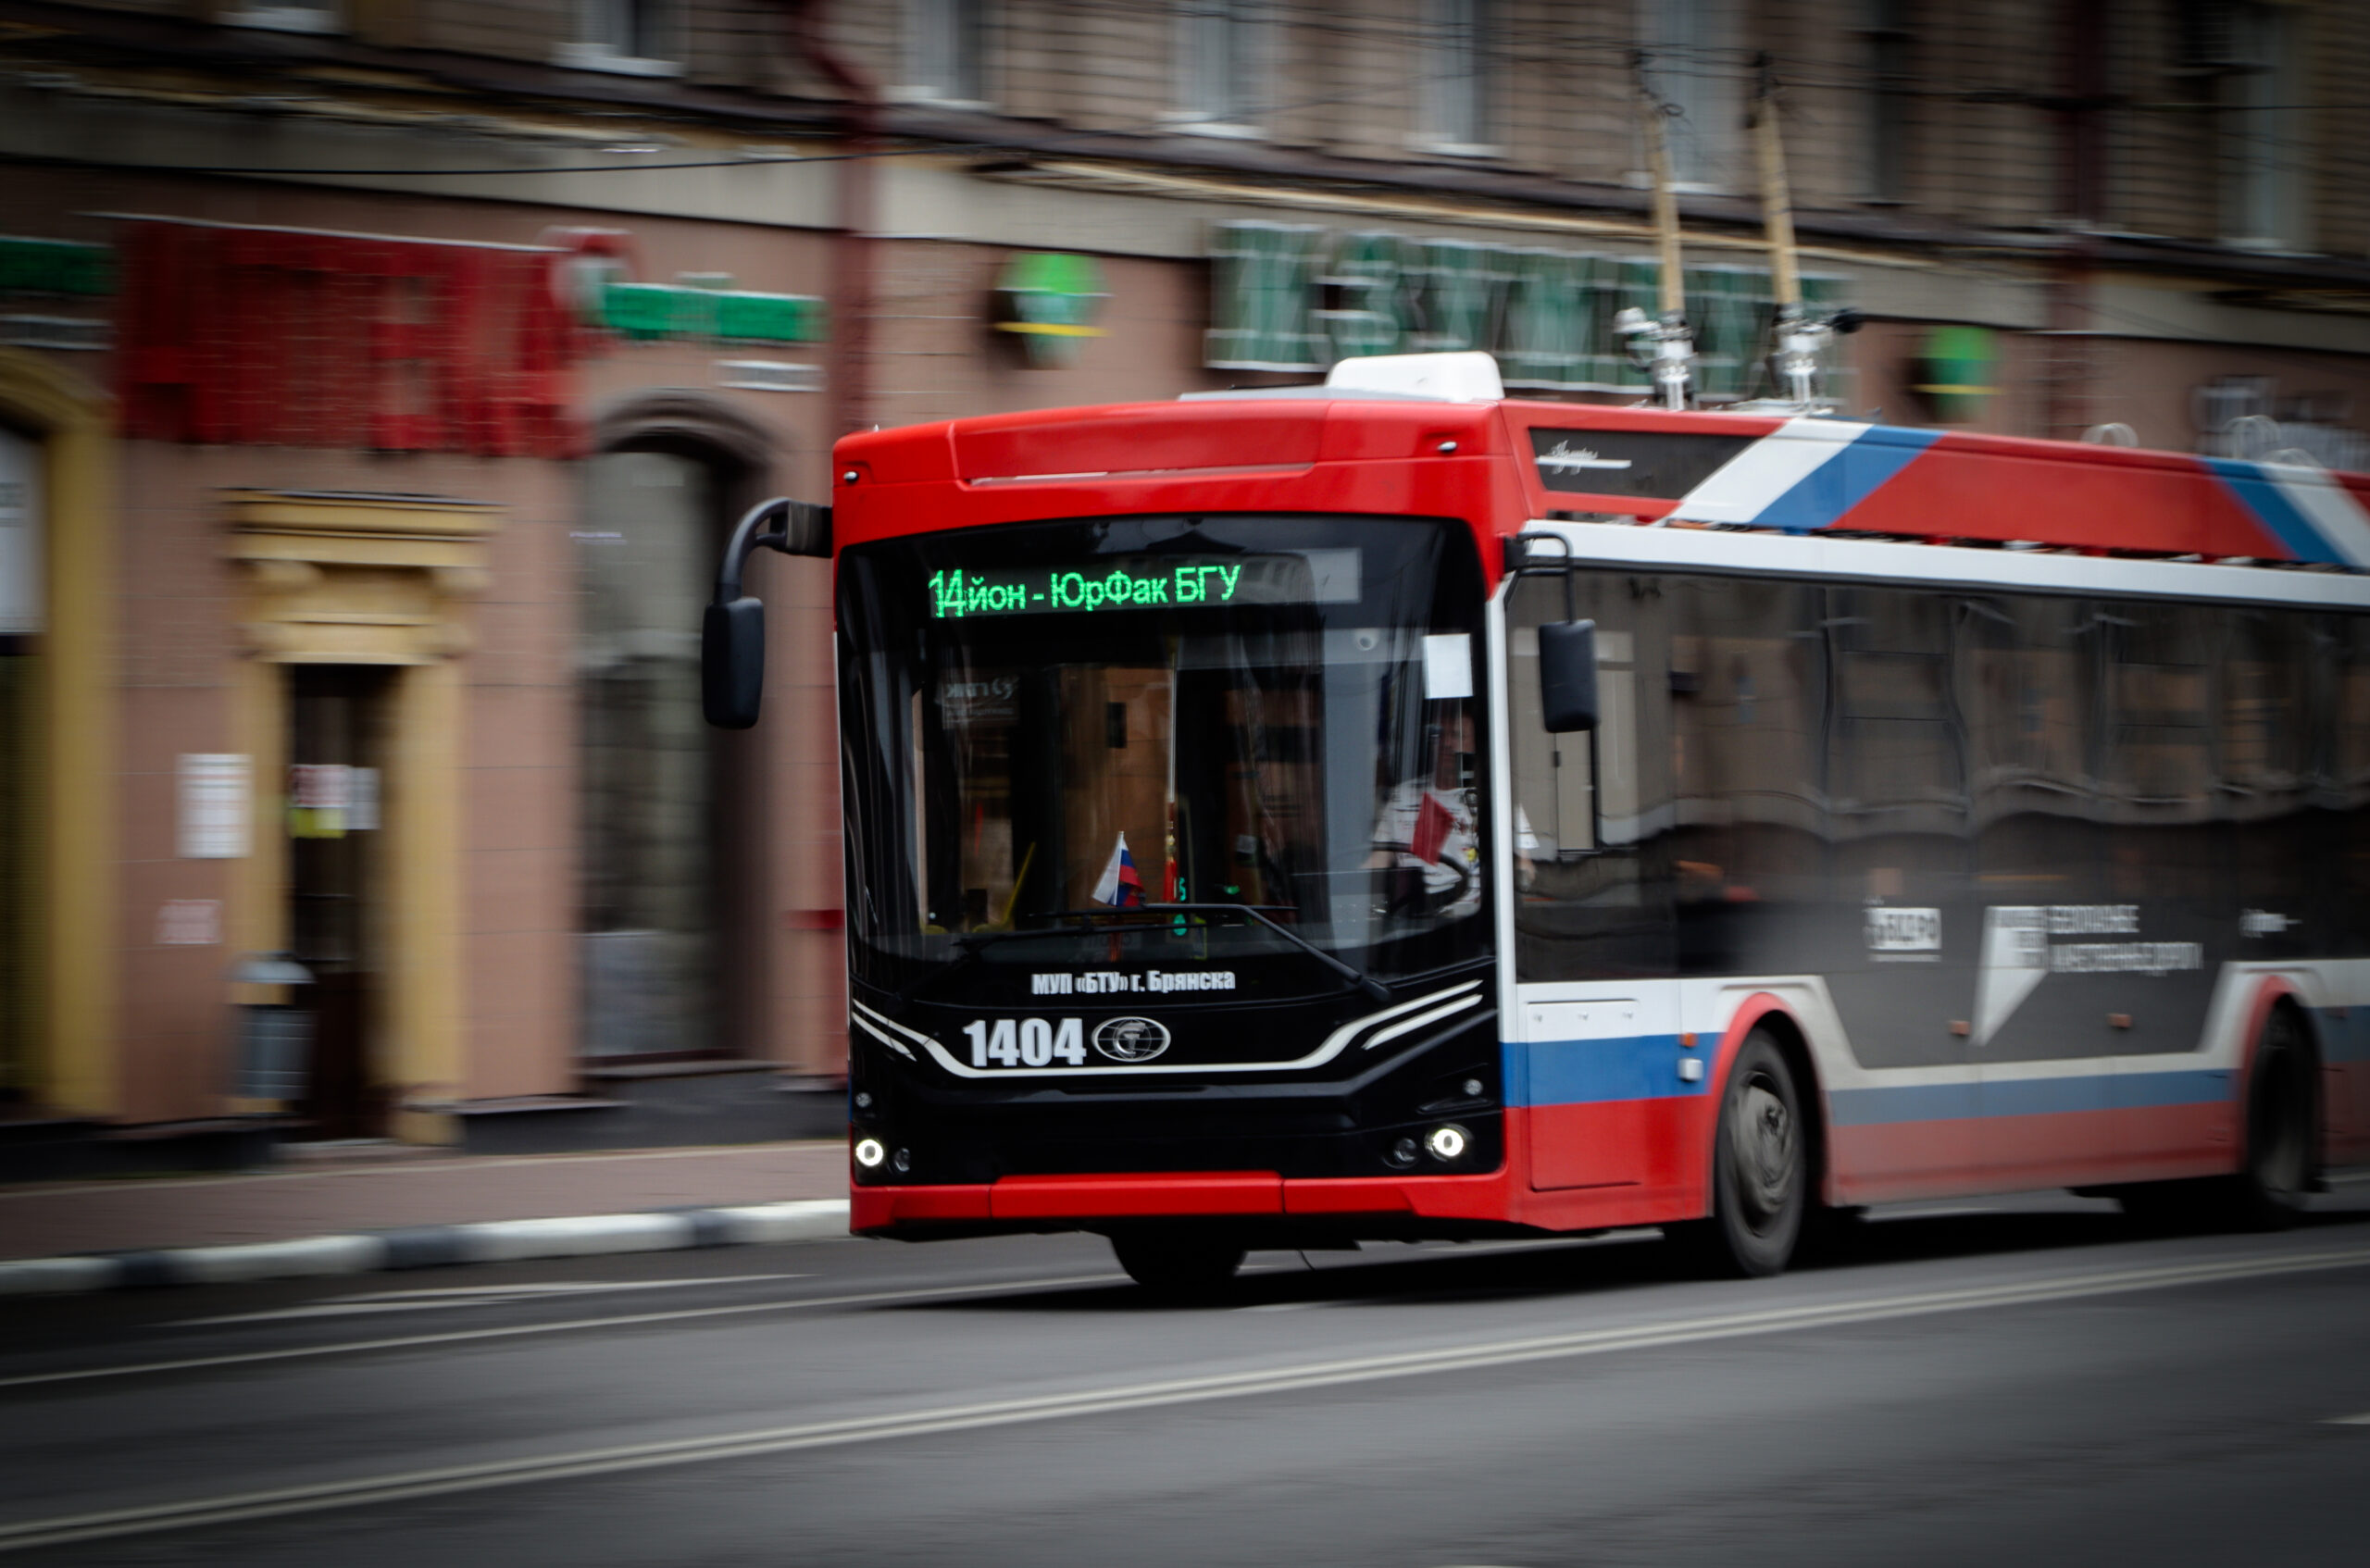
[21,1244,1592,1388]
[340,1274,813,1300]
[0,1244,2364,1552]
[2328,1410,2370,1425]
[0,1274,1128,1391]
[174,1274,812,1325]
[0,1141,844,1203]
[179,1300,537,1325]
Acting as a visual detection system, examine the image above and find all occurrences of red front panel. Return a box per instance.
[989,1173,1283,1220]
[831,402,1530,599]
[851,1171,1522,1234]
[951,403,1329,480]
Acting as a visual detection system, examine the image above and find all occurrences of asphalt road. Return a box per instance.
[4,1185,2368,1567]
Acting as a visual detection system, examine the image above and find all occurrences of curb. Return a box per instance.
[0,1199,854,1297]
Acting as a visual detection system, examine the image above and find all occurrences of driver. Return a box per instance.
[1368,703,1531,917]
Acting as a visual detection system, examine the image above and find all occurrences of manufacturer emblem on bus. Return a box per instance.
[1091,1017,1171,1063]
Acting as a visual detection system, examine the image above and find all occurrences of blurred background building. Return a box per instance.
[0,0,2365,1165]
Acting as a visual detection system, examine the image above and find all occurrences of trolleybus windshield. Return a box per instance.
[837,514,1490,990]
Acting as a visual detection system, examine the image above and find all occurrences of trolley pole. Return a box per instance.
[1751,56,1831,408]
[1752,56,1802,317]
[1628,54,1696,412]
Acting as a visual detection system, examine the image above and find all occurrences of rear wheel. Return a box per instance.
[2116,1007,2315,1233]
[1109,1232,1246,1300]
[2230,1007,2314,1230]
[1678,1031,1808,1278]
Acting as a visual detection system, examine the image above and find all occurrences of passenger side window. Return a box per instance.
[1666,575,1825,906]
[1965,591,2100,897]
[2220,607,2309,794]
[1507,570,1673,981]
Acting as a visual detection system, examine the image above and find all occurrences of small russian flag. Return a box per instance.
[1411,791,1456,865]
[1092,831,1146,908]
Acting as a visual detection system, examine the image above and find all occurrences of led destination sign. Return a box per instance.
[928,550,1358,620]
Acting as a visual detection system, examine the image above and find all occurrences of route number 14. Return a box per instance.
[962,1017,1087,1068]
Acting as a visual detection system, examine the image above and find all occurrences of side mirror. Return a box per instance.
[1539,617,1600,733]
[701,497,830,730]
[703,598,766,729]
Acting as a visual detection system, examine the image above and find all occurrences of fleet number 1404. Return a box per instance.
[961,1018,1086,1067]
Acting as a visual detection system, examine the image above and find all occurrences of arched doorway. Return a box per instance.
[577,398,774,1062]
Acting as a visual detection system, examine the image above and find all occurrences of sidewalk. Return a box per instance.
[0,1140,849,1275]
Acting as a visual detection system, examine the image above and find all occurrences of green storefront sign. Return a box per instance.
[596,280,824,345]
[1206,221,1847,398]
[0,237,114,297]
[1916,326,1998,423]
[996,253,1109,367]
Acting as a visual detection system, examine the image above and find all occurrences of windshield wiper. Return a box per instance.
[938,904,1386,1002]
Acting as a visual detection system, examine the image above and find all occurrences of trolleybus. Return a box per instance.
[704,351,2370,1289]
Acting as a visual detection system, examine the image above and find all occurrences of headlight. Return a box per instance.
[853,1137,888,1169]
[1425,1124,1469,1162]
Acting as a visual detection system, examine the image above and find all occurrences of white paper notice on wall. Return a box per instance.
[346,766,380,831]
[290,764,350,810]
[179,753,250,860]
[156,899,221,946]
[1423,633,1474,700]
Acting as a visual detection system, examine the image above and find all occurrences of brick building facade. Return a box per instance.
[1,0,2364,1162]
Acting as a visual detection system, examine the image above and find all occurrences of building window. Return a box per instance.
[1421,0,1497,154]
[899,0,988,105]
[1175,0,1269,134]
[555,0,683,77]
[1860,0,1911,203]
[579,450,723,1057]
[1637,0,1739,190]
[2192,1,2306,249]
[0,424,39,1107]
[219,3,340,33]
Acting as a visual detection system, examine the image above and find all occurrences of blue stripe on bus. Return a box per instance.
[1508,1035,1707,1107]
[1828,1069,2231,1127]
[2202,458,2345,565]
[1508,1041,2239,1123]
[1753,426,1942,534]
[1826,1081,1978,1126]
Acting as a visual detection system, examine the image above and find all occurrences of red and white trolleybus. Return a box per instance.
[705,351,2370,1288]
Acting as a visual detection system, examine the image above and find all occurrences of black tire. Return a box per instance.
[2117,1009,2316,1234]
[1109,1232,1246,1300]
[2114,1180,2197,1235]
[2229,1007,2315,1230]
[1678,1031,1809,1278]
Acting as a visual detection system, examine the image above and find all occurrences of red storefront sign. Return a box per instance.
[118,220,583,456]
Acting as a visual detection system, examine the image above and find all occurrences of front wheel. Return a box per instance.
[1109,1232,1246,1300]
[1678,1031,1808,1278]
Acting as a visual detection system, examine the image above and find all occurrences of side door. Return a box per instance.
[1503,565,1691,1191]
[1517,989,1692,1190]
